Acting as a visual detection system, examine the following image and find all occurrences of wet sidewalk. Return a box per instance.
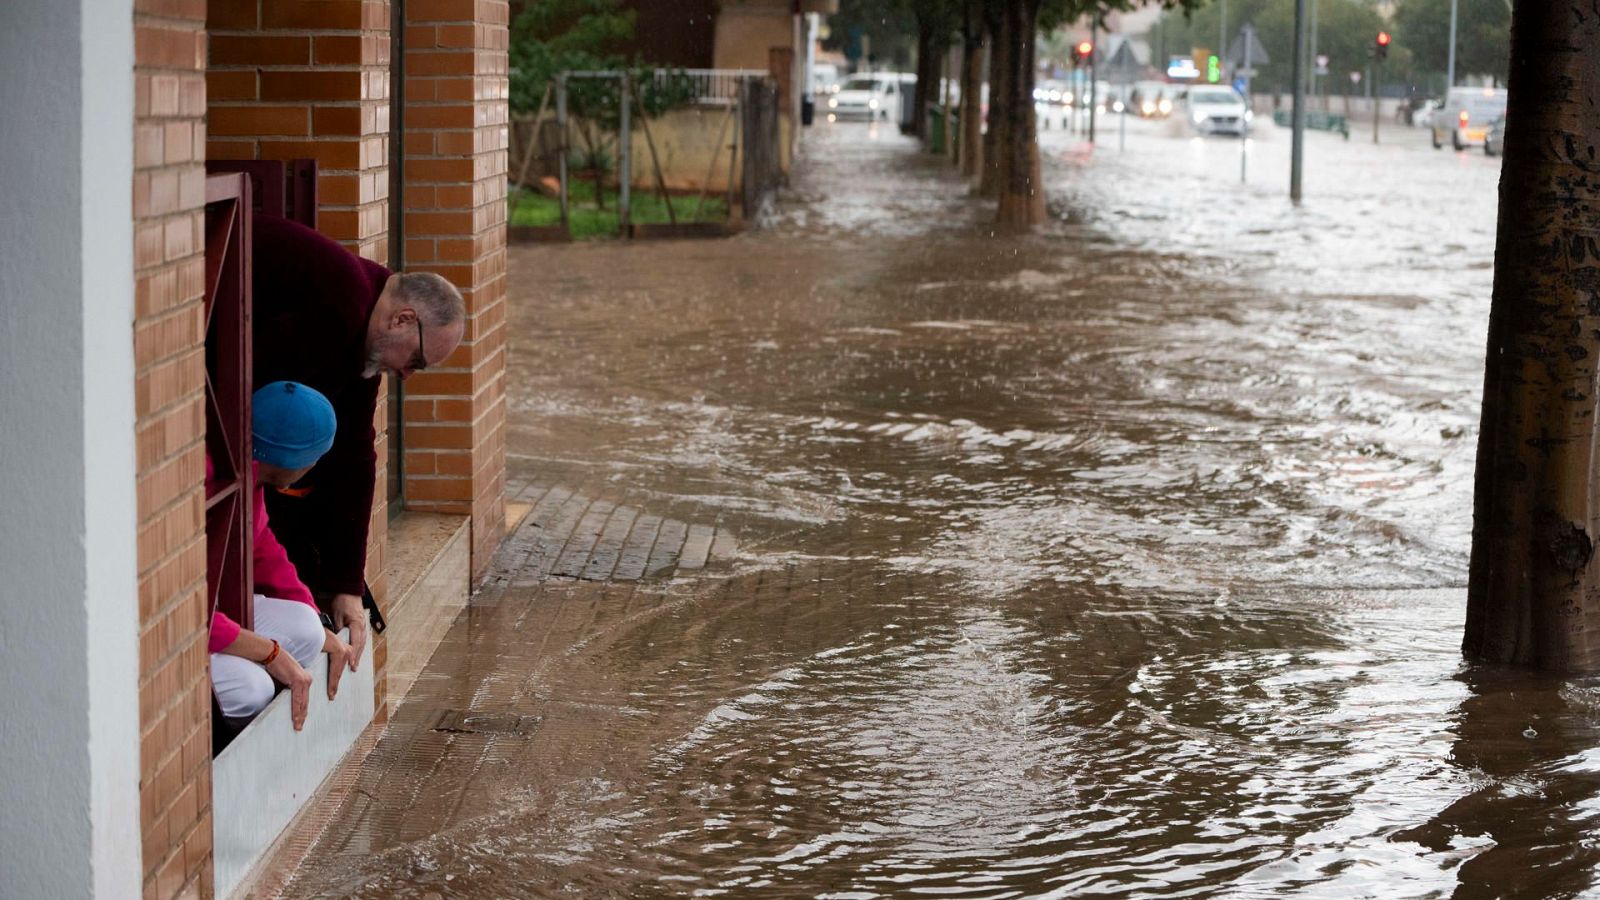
[278,122,1600,898]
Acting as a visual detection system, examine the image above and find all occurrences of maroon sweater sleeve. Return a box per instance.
[252,214,390,597]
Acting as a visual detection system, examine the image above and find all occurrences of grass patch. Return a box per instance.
[511,181,728,240]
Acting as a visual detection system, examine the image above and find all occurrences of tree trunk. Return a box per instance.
[941,45,954,160]
[1466,1,1600,670]
[911,20,934,139]
[958,0,985,179]
[995,0,1044,227]
[977,4,1008,197]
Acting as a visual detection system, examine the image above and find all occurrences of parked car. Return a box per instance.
[827,72,913,121]
[1408,98,1440,128]
[1034,79,1070,105]
[1484,115,1506,156]
[810,62,840,97]
[1433,87,1508,150]
[1183,85,1250,136]
[1131,80,1174,118]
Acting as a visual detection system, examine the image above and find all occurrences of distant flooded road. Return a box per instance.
[286,118,1600,899]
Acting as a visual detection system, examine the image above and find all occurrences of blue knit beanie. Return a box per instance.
[252,381,337,469]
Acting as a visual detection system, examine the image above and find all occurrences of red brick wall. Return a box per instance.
[206,0,391,261]
[133,0,213,896]
[400,0,510,577]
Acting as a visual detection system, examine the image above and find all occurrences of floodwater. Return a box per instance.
[285,118,1600,899]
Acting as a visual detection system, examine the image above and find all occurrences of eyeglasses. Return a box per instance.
[410,317,428,373]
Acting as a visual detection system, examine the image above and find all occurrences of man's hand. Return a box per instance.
[330,593,366,672]
[264,651,313,731]
[322,629,354,700]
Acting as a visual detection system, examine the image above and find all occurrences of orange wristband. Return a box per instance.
[260,639,281,666]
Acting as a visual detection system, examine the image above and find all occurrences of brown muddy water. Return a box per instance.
[285,121,1600,899]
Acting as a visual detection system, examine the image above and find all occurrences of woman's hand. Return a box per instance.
[264,648,313,731]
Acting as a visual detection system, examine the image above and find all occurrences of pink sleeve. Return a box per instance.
[210,612,241,655]
[252,483,318,609]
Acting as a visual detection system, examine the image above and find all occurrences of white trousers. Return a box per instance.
[210,594,324,721]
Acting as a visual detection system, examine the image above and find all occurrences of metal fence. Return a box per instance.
[509,70,783,234]
[657,68,769,106]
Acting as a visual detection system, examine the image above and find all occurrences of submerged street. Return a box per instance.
[283,119,1600,898]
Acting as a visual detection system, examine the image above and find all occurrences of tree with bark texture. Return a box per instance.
[993,0,1047,226]
[987,0,1202,227]
[1467,3,1600,671]
[958,0,987,179]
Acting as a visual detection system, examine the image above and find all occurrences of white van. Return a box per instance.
[827,72,914,121]
[1433,87,1508,150]
[810,62,839,97]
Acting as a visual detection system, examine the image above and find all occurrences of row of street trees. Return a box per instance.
[833,0,1203,228]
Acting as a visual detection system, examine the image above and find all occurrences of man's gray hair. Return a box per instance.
[395,271,466,327]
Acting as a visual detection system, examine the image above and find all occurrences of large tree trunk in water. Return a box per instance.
[911,20,934,139]
[958,0,985,179]
[977,6,1008,197]
[1466,1,1600,670]
[995,0,1044,228]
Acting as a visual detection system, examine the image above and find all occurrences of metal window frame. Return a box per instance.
[202,159,320,630]
[203,173,255,630]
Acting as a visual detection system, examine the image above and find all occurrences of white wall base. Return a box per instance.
[212,634,374,899]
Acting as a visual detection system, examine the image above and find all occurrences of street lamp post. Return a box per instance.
[1290,0,1306,203]
[1446,0,1458,90]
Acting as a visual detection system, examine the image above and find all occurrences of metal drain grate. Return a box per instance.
[427,709,540,736]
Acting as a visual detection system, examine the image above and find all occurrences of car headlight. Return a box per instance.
[1158,99,1172,114]
[1141,101,1155,115]
[1244,109,1253,122]
[1047,90,1061,102]
[1032,89,1045,101]
[1112,100,1124,112]
[1191,110,1204,123]
[868,98,878,109]
[828,97,837,109]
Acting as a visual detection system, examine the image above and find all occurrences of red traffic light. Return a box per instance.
[1376,31,1390,46]
[1076,41,1093,57]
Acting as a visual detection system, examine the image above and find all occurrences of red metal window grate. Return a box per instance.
[204,173,255,630]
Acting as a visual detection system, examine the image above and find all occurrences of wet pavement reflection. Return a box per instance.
[285,118,1600,899]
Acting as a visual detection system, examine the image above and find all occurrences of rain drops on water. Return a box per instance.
[1523,726,1539,739]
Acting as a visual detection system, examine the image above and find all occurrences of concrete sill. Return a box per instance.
[212,630,373,900]
[383,511,471,708]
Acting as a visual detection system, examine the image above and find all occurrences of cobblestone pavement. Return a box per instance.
[277,121,1600,899]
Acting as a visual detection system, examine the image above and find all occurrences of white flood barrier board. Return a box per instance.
[213,634,374,899]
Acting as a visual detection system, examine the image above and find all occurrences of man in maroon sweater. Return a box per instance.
[252,214,466,669]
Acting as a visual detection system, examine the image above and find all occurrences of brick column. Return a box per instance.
[400,0,510,577]
[133,1,213,897]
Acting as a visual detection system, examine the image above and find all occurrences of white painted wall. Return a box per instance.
[0,0,141,894]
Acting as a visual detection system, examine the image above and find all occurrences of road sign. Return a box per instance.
[1349,70,1362,84]
[1105,38,1141,83]
[1314,54,1329,76]
[1226,25,1271,67]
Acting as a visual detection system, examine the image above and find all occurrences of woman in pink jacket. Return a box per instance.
[210,381,356,731]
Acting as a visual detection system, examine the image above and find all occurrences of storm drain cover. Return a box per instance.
[428,709,540,736]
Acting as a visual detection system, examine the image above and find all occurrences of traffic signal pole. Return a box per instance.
[1372,65,1380,143]
[1088,18,1098,144]
[1290,0,1306,202]
[1373,32,1389,145]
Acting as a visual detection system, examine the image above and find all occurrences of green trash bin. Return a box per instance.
[928,104,959,155]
